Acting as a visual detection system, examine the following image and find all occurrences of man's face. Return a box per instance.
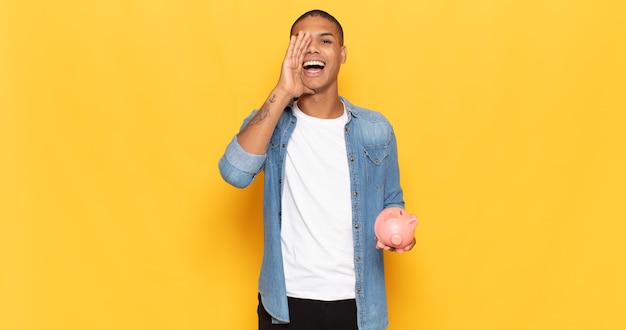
[292,16,347,93]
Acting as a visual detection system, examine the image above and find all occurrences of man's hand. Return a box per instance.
[276,31,315,98]
[236,32,316,155]
[375,237,416,254]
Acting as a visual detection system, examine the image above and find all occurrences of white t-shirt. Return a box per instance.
[280,102,355,301]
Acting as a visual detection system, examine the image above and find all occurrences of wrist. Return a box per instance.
[273,84,300,100]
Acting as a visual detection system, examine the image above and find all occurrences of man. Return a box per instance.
[218,9,414,330]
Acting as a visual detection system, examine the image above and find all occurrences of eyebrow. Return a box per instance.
[318,32,335,38]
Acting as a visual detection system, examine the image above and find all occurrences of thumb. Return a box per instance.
[303,86,315,95]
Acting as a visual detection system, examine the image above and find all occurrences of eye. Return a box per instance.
[321,39,332,44]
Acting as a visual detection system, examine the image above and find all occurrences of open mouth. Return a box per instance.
[303,60,325,72]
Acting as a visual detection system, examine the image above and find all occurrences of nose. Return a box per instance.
[306,41,320,54]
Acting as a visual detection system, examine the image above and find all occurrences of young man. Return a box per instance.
[218,10,414,330]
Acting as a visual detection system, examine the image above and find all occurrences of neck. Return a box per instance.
[298,92,343,119]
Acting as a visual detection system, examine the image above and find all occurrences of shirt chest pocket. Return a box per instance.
[363,145,388,191]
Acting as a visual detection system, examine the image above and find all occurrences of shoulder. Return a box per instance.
[341,96,390,123]
[341,97,396,146]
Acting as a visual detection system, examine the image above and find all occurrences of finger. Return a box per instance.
[294,31,310,51]
[290,32,303,61]
[285,34,297,60]
[375,241,384,250]
[293,31,311,64]
[286,32,306,67]
[408,237,417,250]
[302,86,315,95]
[289,32,301,63]
[403,238,417,252]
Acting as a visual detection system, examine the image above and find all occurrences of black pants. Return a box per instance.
[258,294,358,330]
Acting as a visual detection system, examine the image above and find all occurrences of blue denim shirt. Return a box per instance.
[218,97,404,330]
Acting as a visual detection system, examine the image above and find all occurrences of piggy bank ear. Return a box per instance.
[408,216,418,229]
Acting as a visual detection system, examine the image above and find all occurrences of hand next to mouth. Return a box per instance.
[276,31,316,98]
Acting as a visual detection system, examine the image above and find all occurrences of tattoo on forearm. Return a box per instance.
[250,94,276,126]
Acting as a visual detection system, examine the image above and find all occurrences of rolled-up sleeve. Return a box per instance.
[218,135,266,188]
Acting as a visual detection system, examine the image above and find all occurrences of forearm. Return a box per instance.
[237,88,293,155]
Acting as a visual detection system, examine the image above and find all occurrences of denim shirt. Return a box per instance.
[218,97,405,330]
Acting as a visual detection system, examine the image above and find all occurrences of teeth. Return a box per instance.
[303,60,325,67]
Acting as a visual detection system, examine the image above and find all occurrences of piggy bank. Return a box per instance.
[374,207,418,253]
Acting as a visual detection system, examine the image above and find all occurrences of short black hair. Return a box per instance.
[290,10,344,46]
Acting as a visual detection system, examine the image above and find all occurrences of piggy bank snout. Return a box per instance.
[390,234,404,246]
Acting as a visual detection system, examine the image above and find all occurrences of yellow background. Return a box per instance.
[1,0,625,329]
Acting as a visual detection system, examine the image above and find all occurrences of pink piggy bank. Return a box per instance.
[375,207,418,253]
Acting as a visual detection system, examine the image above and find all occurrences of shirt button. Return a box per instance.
[345,127,349,132]
[353,192,358,197]
[356,256,361,262]
[357,290,362,295]
[350,156,355,162]
[354,224,359,229]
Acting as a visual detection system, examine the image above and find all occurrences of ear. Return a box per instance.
[340,45,347,64]
[408,216,418,229]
